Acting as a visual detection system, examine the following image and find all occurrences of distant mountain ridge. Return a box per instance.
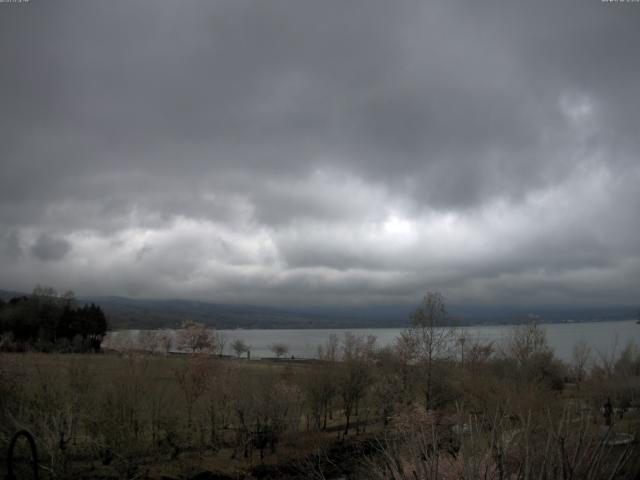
[0,289,636,330]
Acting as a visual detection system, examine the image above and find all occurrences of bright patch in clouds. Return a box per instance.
[383,216,416,241]
[560,93,594,124]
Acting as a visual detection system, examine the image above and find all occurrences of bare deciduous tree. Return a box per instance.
[302,365,336,430]
[571,339,592,385]
[338,332,376,435]
[157,330,173,355]
[231,338,249,358]
[317,334,339,361]
[270,342,289,359]
[405,291,456,410]
[503,321,551,367]
[176,321,217,354]
[174,355,213,429]
[138,330,159,353]
[215,331,227,357]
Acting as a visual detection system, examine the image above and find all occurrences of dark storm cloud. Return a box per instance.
[30,234,71,262]
[2,231,23,259]
[1,0,640,305]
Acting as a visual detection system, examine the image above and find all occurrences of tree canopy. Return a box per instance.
[0,286,108,352]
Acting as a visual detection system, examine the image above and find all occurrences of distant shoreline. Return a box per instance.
[107,317,637,331]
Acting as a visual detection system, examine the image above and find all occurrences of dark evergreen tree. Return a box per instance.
[0,289,109,352]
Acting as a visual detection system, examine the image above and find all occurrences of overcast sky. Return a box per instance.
[1,1,639,307]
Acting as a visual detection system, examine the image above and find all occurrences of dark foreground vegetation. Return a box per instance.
[0,287,107,353]
[2,292,640,479]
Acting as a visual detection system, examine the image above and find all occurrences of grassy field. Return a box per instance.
[0,352,373,479]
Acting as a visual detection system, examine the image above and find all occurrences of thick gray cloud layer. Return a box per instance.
[30,234,71,262]
[1,0,639,306]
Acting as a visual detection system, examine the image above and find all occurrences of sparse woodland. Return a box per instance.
[1,292,640,479]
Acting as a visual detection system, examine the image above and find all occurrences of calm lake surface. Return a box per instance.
[106,320,640,362]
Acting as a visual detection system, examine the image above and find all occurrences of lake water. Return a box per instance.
[104,320,640,362]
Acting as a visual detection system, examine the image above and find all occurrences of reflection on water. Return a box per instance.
[103,320,639,362]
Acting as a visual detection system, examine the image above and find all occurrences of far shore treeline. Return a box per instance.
[0,286,107,352]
